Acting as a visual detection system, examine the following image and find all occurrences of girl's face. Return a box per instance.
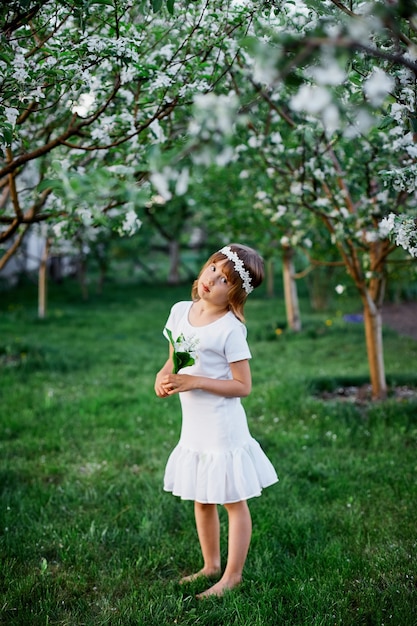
[197,259,231,309]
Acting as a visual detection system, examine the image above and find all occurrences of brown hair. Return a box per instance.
[191,243,264,322]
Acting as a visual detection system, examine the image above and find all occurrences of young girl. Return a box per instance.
[154,243,278,598]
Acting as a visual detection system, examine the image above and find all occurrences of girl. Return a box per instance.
[154,243,278,598]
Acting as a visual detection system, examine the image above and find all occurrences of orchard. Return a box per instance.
[2,0,416,398]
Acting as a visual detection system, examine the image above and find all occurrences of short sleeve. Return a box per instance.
[163,307,175,341]
[224,322,251,363]
[163,301,191,341]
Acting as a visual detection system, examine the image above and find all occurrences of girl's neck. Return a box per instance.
[189,300,229,327]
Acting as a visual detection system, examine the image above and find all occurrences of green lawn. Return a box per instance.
[1,279,416,625]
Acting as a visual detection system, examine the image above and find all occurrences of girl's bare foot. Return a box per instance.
[196,574,242,598]
[179,567,221,585]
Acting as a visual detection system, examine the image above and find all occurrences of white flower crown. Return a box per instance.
[219,246,253,294]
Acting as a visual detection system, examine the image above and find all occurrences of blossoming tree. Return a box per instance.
[225,0,417,399]
[0,0,259,271]
[168,1,417,398]
[1,0,416,397]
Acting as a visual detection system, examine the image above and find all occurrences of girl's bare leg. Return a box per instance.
[180,502,221,583]
[197,500,252,598]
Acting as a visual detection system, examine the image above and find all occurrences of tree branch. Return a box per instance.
[0,224,31,270]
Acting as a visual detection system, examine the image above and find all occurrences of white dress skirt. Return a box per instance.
[163,301,278,504]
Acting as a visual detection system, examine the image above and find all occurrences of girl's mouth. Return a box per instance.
[202,283,210,293]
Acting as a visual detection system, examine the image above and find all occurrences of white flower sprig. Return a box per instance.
[165,329,199,373]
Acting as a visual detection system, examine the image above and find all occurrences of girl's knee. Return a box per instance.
[195,501,217,512]
[224,500,248,513]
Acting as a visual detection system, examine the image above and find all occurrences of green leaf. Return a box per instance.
[175,352,195,371]
[2,127,13,145]
[165,328,195,373]
[37,179,63,192]
[152,0,163,12]
[165,328,174,347]
[409,116,417,133]
[172,351,180,374]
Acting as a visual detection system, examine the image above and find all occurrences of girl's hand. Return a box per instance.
[162,373,194,395]
[154,349,177,398]
[155,364,173,397]
[159,360,251,398]
[155,374,169,397]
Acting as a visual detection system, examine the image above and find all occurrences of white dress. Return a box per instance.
[162,301,278,504]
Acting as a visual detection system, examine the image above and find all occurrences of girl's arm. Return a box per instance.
[154,345,175,398]
[162,359,252,398]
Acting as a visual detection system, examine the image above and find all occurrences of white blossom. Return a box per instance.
[12,67,29,82]
[290,182,303,196]
[291,84,332,115]
[248,136,261,148]
[322,103,340,135]
[5,107,19,126]
[307,58,346,86]
[86,36,108,53]
[215,146,235,166]
[52,220,68,239]
[379,214,417,256]
[175,168,189,196]
[91,126,111,143]
[192,92,238,136]
[150,169,172,201]
[149,119,166,143]
[72,93,95,117]
[118,209,142,237]
[364,231,379,243]
[379,213,396,237]
[151,72,172,91]
[120,66,137,84]
[76,207,94,226]
[363,68,395,106]
[252,53,279,86]
[270,132,283,144]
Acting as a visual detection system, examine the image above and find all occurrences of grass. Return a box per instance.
[1,277,417,625]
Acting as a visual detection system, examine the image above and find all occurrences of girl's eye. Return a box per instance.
[210,265,216,271]
[221,277,227,284]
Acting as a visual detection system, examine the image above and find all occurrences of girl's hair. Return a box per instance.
[191,243,264,322]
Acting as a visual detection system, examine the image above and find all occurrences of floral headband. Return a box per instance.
[219,246,253,294]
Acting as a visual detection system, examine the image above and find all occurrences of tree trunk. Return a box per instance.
[97,265,106,295]
[266,257,274,297]
[38,238,50,319]
[307,266,334,311]
[362,292,387,400]
[167,239,180,284]
[78,255,88,300]
[282,246,301,331]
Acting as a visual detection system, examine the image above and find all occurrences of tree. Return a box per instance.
[0,0,260,270]
[2,0,416,398]
[174,1,417,398]
[231,0,417,398]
